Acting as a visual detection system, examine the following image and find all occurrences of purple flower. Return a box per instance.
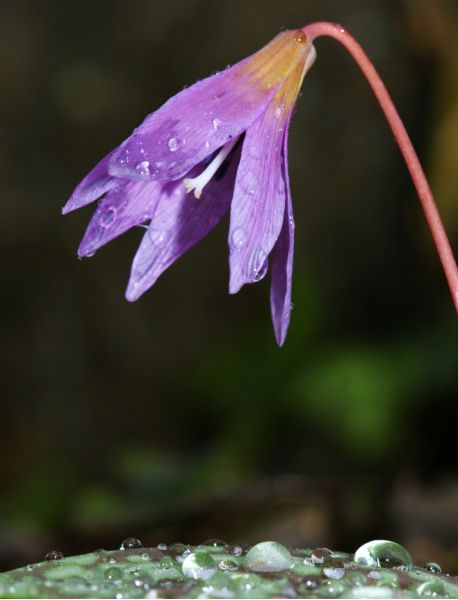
[63,30,316,346]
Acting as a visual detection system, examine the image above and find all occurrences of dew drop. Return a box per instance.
[245,541,294,572]
[157,543,168,551]
[212,118,221,130]
[424,562,441,574]
[148,228,170,246]
[354,540,413,569]
[182,552,216,580]
[311,547,333,564]
[45,550,64,561]
[249,248,268,282]
[135,160,150,177]
[231,227,247,250]
[120,537,142,550]
[218,559,238,571]
[168,137,180,152]
[168,543,190,561]
[230,545,243,557]
[416,580,446,598]
[323,559,345,579]
[101,207,116,227]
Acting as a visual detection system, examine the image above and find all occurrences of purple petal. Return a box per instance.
[126,147,241,301]
[269,125,295,347]
[78,179,164,257]
[63,150,118,214]
[228,102,290,294]
[108,32,301,183]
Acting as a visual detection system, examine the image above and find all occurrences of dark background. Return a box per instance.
[1,0,457,573]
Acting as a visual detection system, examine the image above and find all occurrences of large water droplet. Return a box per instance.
[245,541,294,572]
[416,580,446,598]
[135,160,150,177]
[120,537,142,550]
[45,550,64,561]
[354,540,413,569]
[231,227,247,250]
[168,137,180,152]
[182,552,216,580]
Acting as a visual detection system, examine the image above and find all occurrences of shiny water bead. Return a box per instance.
[182,552,217,580]
[230,545,243,556]
[45,550,64,561]
[157,543,168,551]
[354,540,413,569]
[311,547,333,564]
[323,558,346,579]
[425,562,442,574]
[245,541,294,572]
[218,559,238,571]
[159,556,175,570]
[120,537,142,550]
[168,543,190,561]
[416,580,447,598]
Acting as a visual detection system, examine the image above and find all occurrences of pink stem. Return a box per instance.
[302,21,458,312]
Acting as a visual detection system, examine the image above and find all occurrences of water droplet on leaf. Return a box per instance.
[416,580,446,598]
[45,551,64,561]
[424,562,441,574]
[245,541,294,572]
[182,552,216,580]
[354,540,412,569]
[120,537,142,550]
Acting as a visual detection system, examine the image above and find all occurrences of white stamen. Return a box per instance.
[183,137,239,198]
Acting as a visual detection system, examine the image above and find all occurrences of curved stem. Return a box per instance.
[302,21,458,312]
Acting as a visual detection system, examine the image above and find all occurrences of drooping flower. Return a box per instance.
[63,30,317,346]
[64,23,458,345]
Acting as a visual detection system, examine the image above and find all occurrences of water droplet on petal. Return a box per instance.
[249,248,268,282]
[120,537,142,550]
[424,562,441,574]
[354,540,413,569]
[45,550,64,561]
[135,160,150,177]
[182,552,216,580]
[231,227,247,250]
[101,207,117,227]
[245,541,294,572]
[212,118,221,130]
[168,137,180,152]
[148,228,170,246]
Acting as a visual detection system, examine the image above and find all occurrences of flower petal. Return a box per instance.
[62,150,118,214]
[126,147,240,301]
[109,31,311,183]
[228,103,289,293]
[77,179,163,257]
[269,127,295,347]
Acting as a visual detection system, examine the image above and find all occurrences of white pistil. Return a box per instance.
[183,137,239,198]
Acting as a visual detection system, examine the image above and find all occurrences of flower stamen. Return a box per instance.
[183,137,239,198]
